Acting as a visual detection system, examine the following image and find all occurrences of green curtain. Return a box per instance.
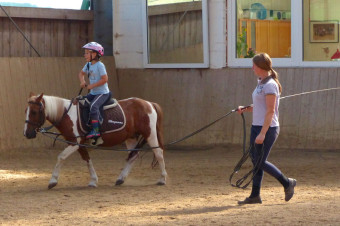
[81,0,90,10]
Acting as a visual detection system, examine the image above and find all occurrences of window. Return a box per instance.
[304,0,340,62]
[236,0,291,59]
[228,0,340,67]
[142,0,209,68]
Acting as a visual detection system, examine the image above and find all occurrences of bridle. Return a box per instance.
[25,97,75,133]
[25,101,46,130]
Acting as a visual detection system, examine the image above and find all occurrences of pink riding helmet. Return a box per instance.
[82,42,104,56]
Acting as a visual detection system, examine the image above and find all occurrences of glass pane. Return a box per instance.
[147,0,204,64]
[236,0,291,58]
[0,0,83,9]
[304,0,340,61]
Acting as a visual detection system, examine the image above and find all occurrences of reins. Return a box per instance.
[38,106,241,152]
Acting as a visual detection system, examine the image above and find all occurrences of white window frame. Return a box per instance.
[142,0,209,68]
[227,0,340,68]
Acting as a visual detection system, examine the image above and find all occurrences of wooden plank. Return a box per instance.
[305,68,321,148]
[195,11,203,44]
[173,13,180,49]
[37,20,46,56]
[29,19,38,57]
[333,68,340,146]
[24,18,32,56]
[148,2,202,16]
[8,58,26,146]
[79,21,88,49]
[269,21,279,57]
[256,20,269,55]
[44,20,52,57]
[325,68,338,147]
[184,12,191,48]
[0,59,11,149]
[168,13,174,51]
[57,20,65,57]
[0,18,3,56]
[278,21,291,57]
[149,16,157,53]
[297,69,313,148]
[179,11,186,48]
[2,18,10,57]
[0,6,93,21]
[231,68,247,144]
[190,11,197,46]
[63,22,71,56]
[69,22,80,56]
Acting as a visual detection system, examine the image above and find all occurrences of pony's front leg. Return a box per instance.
[78,147,98,188]
[86,159,98,187]
[48,145,79,189]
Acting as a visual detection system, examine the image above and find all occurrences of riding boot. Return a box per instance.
[86,120,100,139]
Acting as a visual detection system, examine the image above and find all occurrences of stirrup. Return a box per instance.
[90,136,103,146]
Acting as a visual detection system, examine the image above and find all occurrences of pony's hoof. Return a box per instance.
[115,179,124,186]
[48,183,57,189]
[88,183,97,188]
[157,181,166,186]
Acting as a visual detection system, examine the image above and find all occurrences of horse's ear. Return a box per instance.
[36,93,44,102]
[29,92,35,97]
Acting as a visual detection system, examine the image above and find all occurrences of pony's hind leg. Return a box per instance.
[147,134,167,185]
[115,138,140,185]
[48,145,79,189]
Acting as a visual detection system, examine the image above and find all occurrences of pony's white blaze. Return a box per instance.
[24,106,30,135]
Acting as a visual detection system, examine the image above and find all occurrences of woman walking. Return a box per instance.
[237,53,296,205]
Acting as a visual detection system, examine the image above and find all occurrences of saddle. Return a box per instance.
[77,97,126,136]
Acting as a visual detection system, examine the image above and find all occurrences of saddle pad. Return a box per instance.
[77,101,126,135]
[100,103,126,134]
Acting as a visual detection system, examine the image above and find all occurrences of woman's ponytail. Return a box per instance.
[270,68,282,94]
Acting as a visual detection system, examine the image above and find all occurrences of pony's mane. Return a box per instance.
[43,95,70,122]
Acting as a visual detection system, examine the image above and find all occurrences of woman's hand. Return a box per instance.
[255,133,265,144]
[236,104,253,114]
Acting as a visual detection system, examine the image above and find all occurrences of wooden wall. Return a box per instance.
[116,68,340,151]
[0,7,93,57]
[1,60,340,151]
[148,2,203,53]
[0,57,118,151]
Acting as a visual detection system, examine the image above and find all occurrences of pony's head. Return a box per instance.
[24,92,46,139]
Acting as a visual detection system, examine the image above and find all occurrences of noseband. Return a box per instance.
[25,101,46,130]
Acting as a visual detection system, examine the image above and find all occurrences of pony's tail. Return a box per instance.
[151,102,164,168]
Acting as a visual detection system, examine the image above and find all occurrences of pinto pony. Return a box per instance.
[24,93,167,189]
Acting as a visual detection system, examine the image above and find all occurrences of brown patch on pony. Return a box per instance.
[78,147,90,162]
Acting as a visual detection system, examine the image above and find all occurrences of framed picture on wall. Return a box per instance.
[310,20,339,43]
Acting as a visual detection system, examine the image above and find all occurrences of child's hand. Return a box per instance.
[80,81,87,88]
[86,84,92,90]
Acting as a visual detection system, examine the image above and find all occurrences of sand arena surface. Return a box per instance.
[0,146,339,225]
